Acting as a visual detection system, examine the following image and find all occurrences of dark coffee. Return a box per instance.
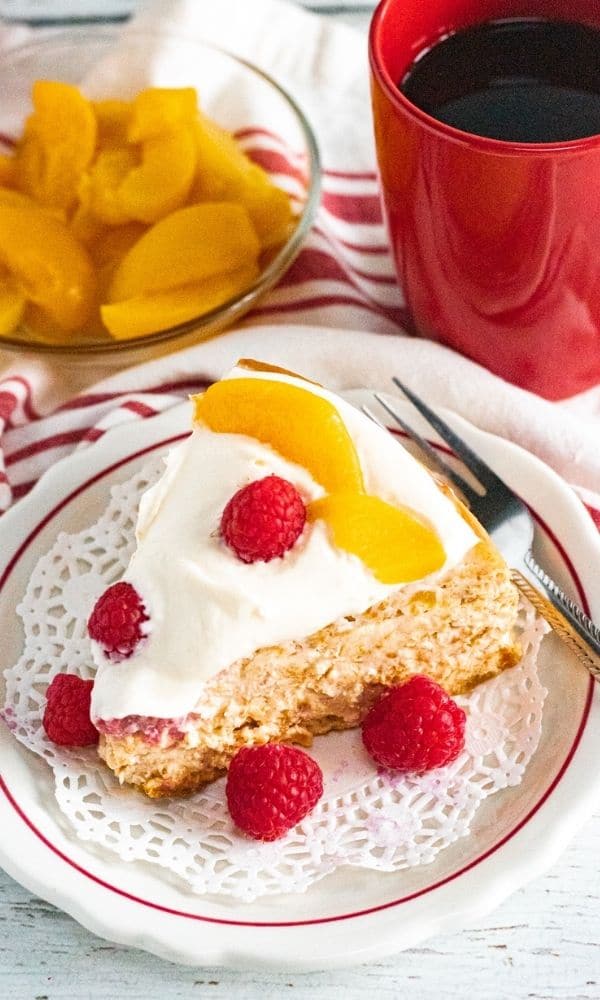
[400,17,600,143]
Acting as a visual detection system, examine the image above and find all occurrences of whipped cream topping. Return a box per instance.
[91,366,477,722]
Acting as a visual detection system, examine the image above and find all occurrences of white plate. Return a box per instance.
[0,393,599,970]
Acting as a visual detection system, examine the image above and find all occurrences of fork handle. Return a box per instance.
[512,565,600,681]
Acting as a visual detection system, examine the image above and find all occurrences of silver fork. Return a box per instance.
[363,379,600,681]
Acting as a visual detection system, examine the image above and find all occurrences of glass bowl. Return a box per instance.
[0,28,320,361]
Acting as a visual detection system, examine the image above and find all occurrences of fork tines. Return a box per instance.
[391,377,511,498]
[366,393,480,507]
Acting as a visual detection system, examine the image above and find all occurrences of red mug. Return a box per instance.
[369,0,600,400]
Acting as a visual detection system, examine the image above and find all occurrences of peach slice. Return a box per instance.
[0,205,95,331]
[127,87,198,143]
[0,277,26,336]
[194,378,364,493]
[117,127,197,224]
[101,263,259,339]
[15,80,97,212]
[108,202,260,302]
[307,493,446,584]
[191,115,295,249]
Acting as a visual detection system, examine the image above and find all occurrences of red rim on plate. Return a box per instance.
[0,431,594,927]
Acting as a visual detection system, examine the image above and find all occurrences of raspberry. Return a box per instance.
[43,674,98,747]
[362,675,466,772]
[221,475,306,564]
[88,581,148,660]
[226,744,323,841]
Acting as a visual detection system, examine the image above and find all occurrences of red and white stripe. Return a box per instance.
[1,383,214,500]
[0,126,597,540]
[0,126,406,510]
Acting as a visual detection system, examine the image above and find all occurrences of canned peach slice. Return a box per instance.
[194,378,365,494]
[107,202,259,301]
[15,80,96,212]
[0,205,95,331]
[307,493,446,584]
[101,263,259,339]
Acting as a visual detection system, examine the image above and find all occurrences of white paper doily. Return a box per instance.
[2,458,547,901]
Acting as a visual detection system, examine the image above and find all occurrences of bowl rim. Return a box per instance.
[0,27,321,355]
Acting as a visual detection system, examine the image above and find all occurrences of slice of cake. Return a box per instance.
[90,360,520,798]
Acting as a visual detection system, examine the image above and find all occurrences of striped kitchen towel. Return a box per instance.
[0,0,598,530]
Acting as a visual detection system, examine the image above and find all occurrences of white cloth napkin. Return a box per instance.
[0,0,598,525]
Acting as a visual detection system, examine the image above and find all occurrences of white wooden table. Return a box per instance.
[1,6,599,997]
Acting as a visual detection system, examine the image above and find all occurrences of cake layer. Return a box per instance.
[98,532,520,798]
